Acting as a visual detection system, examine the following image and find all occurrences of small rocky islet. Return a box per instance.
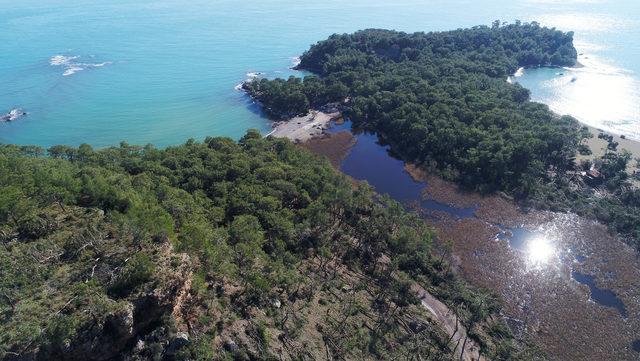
[0,108,27,122]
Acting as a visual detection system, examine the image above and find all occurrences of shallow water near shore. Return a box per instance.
[515,60,640,140]
[1,0,640,147]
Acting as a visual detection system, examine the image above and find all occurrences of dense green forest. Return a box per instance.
[243,22,582,195]
[244,22,640,248]
[0,137,539,360]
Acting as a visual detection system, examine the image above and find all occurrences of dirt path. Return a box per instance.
[411,284,487,361]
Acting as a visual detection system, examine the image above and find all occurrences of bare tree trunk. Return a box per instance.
[459,335,468,360]
[448,309,459,344]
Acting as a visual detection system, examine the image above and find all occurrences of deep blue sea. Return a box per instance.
[1,0,639,147]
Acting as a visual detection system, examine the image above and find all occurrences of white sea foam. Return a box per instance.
[507,67,525,83]
[235,71,262,91]
[291,56,301,68]
[63,66,84,77]
[50,55,79,66]
[568,54,631,76]
[236,71,265,91]
[86,61,112,68]
[76,61,113,70]
[50,54,111,76]
[235,71,265,91]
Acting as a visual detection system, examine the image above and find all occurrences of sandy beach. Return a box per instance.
[578,125,640,184]
[266,110,341,143]
[582,126,640,159]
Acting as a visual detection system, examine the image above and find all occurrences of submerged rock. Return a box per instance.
[1,108,27,122]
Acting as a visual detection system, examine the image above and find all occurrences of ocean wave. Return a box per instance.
[50,54,111,76]
[507,67,525,83]
[291,56,301,68]
[236,71,264,89]
[63,66,84,77]
[235,71,264,91]
[84,61,112,68]
[50,55,79,66]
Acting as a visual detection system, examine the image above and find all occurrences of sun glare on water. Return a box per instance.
[526,237,556,265]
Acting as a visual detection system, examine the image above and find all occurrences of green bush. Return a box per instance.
[109,253,156,297]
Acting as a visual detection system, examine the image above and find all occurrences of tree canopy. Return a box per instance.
[0,137,538,360]
[244,22,582,195]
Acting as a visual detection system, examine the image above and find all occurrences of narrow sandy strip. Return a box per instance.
[266,110,341,143]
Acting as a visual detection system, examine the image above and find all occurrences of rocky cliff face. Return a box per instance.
[1,206,195,361]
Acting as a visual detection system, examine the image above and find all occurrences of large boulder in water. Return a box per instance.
[1,108,27,122]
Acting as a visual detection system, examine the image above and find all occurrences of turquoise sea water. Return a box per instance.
[1,0,639,147]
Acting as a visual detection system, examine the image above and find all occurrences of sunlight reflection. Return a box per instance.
[516,55,640,141]
[526,237,556,265]
[533,13,629,34]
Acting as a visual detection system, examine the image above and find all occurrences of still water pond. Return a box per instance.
[333,123,477,218]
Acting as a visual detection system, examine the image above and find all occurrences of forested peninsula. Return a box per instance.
[244,22,640,250]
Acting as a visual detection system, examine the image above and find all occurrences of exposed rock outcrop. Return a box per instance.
[1,108,26,122]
